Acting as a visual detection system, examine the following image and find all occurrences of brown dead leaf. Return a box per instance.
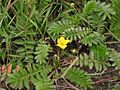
[7,64,12,73]
[15,65,20,72]
[1,65,7,73]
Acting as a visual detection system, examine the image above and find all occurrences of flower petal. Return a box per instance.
[64,40,70,44]
[57,37,64,44]
[57,44,67,49]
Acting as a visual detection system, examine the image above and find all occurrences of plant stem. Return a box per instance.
[57,48,60,61]
[105,41,120,44]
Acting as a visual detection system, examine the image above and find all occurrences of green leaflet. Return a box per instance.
[113,84,120,90]
[109,50,120,69]
[13,39,35,63]
[81,32,105,46]
[79,44,111,71]
[48,19,92,41]
[33,77,53,90]
[66,67,93,89]
[34,40,51,65]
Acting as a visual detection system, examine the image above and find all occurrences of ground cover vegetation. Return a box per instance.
[0,0,120,90]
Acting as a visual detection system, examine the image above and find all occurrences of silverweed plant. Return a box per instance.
[0,0,120,90]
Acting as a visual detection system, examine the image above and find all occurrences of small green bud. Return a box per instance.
[54,54,58,58]
[71,49,77,54]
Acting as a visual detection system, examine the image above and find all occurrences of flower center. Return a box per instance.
[60,42,65,46]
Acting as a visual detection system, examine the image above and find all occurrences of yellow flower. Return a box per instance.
[57,37,70,49]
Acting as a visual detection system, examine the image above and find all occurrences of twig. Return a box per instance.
[4,83,11,90]
[93,77,113,84]
[48,69,56,78]
[63,77,80,90]
[61,57,78,78]
[104,32,111,35]
[54,79,58,90]
[93,74,120,84]
[104,25,120,42]
[54,85,71,89]
[6,0,17,12]
[88,69,120,76]
[6,0,11,11]
[105,41,120,44]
